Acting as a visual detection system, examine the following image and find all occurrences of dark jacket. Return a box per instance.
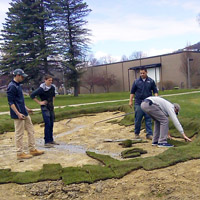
[7,80,28,119]
[30,84,56,111]
[131,76,158,105]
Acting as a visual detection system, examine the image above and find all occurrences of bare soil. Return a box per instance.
[0,111,200,200]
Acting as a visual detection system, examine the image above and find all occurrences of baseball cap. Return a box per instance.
[13,69,28,77]
[174,103,180,115]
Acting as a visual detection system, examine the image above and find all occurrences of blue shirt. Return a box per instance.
[130,76,158,105]
[7,80,28,119]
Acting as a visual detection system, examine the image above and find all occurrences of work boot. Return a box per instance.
[30,149,45,156]
[17,152,33,160]
[146,135,153,140]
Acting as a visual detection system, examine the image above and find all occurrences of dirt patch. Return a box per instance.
[0,111,200,199]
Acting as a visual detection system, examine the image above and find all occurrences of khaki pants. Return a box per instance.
[14,115,35,153]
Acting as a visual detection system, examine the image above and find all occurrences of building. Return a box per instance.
[80,50,200,94]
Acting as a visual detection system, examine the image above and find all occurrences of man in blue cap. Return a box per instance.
[7,69,44,160]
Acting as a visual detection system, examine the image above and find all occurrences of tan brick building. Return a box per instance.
[80,51,200,94]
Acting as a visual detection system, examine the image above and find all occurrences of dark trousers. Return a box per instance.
[134,104,153,136]
[42,109,54,144]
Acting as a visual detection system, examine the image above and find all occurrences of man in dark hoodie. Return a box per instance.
[31,75,58,147]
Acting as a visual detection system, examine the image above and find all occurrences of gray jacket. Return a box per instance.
[146,96,184,134]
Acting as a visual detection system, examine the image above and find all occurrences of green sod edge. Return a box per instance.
[0,105,199,185]
[0,105,127,134]
[1,135,200,185]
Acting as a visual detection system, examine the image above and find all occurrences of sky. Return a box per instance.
[1,0,200,61]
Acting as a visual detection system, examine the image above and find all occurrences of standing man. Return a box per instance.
[129,67,158,140]
[31,75,58,148]
[141,96,191,147]
[7,69,44,159]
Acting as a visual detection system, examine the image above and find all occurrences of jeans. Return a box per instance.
[134,104,153,136]
[42,109,55,144]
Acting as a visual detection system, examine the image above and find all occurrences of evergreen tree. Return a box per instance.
[0,0,56,85]
[55,0,91,96]
[0,0,91,91]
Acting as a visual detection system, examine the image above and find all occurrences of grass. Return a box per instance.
[1,134,200,185]
[121,147,147,158]
[1,88,199,112]
[0,91,130,112]
[0,89,200,185]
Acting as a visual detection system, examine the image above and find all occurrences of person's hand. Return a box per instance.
[183,133,192,142]
[168,132,172,140]
[129,101,133,108]
[40,100,47,106]
[27,108,33,114]
[17,113,25,120]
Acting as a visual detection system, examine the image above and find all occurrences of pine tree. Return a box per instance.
[55,0,91,96]
[0,0,91,91]
[0,0,56,85]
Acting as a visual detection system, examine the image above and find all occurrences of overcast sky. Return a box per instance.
[85,0,200,60]
[1,0,200,61]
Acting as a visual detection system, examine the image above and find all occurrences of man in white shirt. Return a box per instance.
[141,96,191,147]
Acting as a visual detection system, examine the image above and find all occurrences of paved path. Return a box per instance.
[1,90,200,115]
[161,90,200,97]
[67,90,200,107]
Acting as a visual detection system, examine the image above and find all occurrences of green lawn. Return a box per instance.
[0,91,130,112]
[163,92,200,119]
[1,89,200,135]
[1,88,199,112]
[1,89,200,186]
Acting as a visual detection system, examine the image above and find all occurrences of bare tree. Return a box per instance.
[129,51,147,60]
[180,51,199,88]
[159,81,176,90]
[99,55,117,64]
[95,72,116,92]
[87,54,101,66]
[121,55,129,61]
[80,73,99,93]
